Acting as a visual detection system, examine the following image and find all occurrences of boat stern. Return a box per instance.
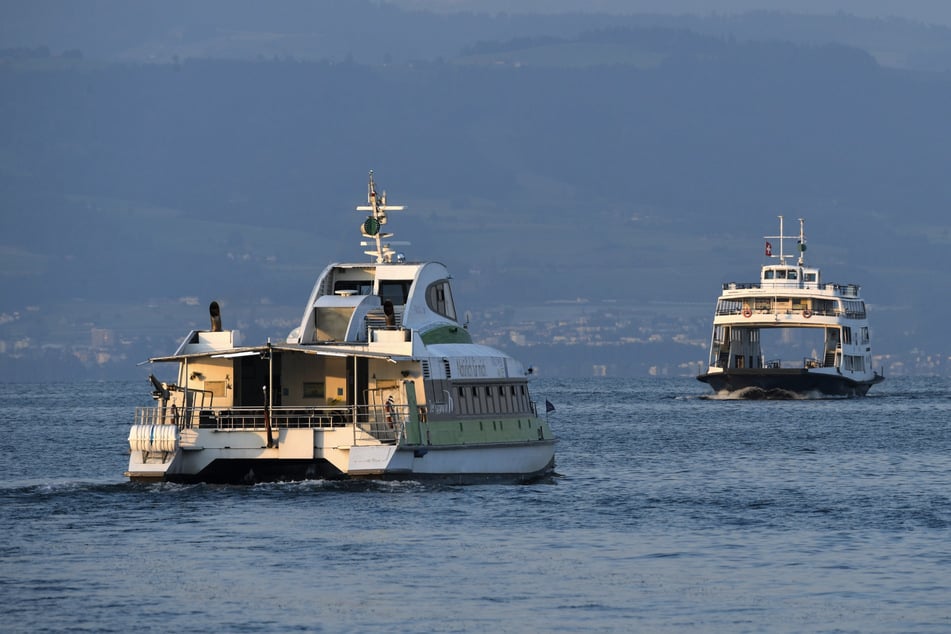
[125,423,183,481]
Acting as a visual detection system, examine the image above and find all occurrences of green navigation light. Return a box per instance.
[363,217,380,236]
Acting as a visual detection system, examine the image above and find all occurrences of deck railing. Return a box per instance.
[714,306,842,318]
[722,282,860,297]
[134,403,408,444]
[714,355,834,370]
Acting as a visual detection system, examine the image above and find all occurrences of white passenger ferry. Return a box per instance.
[697,217,884,397]
[126,172,556,483]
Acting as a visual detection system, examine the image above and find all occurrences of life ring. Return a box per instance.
[802,309,812,318]
[742,307,752,318]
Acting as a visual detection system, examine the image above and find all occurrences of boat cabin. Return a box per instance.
[292,261,462,346]
[761,265,820,287]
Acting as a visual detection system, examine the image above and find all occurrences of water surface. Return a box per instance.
[1,377,949,632]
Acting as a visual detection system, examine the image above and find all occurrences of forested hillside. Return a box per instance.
[3,10,951,378]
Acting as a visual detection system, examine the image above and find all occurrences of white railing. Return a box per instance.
[133,403,409,445]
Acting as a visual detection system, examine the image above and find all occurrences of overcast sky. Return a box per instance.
[389,0,951,27]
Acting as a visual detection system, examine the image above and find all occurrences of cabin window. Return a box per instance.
[486,385,497,412]
[814,299,835,315]
[842,300,867,319]
[804,273,817,282]
[315,306,354,341]
[472,386,485,414]
[334,280,372,295]
[843,355,865,372]
[205,380,228,398]
[716,299,743,316]
[776,270,787,279]
[764,270,774,280]
[787,270,797,280]
[380,281,412,306]
[713,325,726,343]
[426,279,457,320]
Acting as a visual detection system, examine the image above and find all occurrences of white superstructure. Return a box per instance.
[697,217,884,397]
[126,172,555,483]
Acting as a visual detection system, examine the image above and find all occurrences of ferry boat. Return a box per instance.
[126,172,556,483]
[697,217,884,397]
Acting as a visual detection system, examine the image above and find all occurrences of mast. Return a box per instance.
[765,215,787,265]
[357,170,405,264]
[764,215,806,267]
[779,215,785,264]
[797,217,806,266]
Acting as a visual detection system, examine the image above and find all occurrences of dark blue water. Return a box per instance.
[2,377,950,632]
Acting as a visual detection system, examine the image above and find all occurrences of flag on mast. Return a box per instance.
[765,241,772,256]
[545,400,555,413]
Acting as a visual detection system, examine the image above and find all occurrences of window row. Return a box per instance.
[455,382,532,416]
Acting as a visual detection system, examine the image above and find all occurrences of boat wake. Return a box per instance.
[703,386,830,401]
[0,478,126,494]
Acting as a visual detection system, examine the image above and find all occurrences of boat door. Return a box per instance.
[347,356,369,412]
[823,328,841,368]
[235,355,268,406]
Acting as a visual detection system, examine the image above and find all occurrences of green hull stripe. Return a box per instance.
[406,416,552,446]
[420,325,473,344]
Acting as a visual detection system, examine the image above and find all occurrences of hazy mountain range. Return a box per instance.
[2,1,950,380]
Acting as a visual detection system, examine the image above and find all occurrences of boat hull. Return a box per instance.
[127,440,557,485]
[697,368,884,397]
[152,460,555,485]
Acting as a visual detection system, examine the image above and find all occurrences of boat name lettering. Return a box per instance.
[456,358,488,377]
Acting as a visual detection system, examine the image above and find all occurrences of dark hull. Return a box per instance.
[133,457,556,486]
[697,369,884,398]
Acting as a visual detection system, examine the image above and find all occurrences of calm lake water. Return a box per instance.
[1,376,949,632]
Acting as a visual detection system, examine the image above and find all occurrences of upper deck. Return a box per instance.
[720,264,862,299]
[288,171,471,349]
[719,217,862,300]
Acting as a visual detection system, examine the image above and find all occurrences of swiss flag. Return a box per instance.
[765,241,772,256]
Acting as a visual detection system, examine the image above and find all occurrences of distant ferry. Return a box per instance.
[126,172,556,483]
[697,217,884,397]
